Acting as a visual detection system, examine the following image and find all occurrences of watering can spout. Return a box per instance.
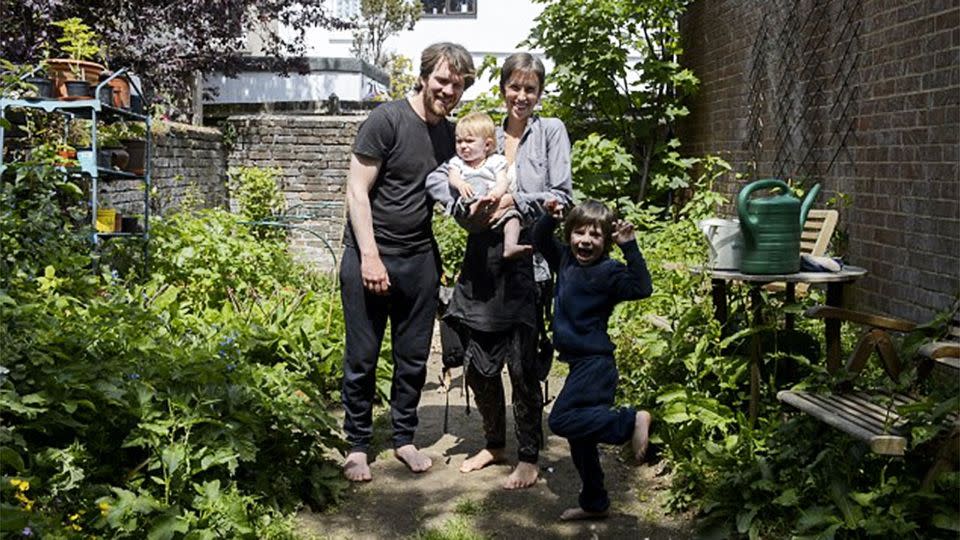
[800,183,822,227]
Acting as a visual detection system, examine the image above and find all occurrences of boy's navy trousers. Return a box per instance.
[548,354,636,513]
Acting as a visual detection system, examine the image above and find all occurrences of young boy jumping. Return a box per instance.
[532,198,654,521]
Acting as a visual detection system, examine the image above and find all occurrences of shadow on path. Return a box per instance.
[298,345,694,539]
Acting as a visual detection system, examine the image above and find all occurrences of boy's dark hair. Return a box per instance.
[563,199,615,253]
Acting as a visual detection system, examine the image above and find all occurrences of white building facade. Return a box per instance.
[204,0,547,109]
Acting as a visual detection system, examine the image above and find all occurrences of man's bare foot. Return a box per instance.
[394,444,432,473]
[560,507,609,521]
[459,448,506,473]
[632,410,652,463]
[503,243,534,260]
[503,461,538,489]
[343,451,372,482]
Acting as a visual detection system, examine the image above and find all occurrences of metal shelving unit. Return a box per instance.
[0,69,152,272]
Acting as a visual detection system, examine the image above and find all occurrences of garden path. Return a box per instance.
[297,327,693,539]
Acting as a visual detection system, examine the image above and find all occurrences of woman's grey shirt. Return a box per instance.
[426,115,573,221]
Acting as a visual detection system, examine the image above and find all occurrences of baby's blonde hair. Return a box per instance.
[455,112,496,156]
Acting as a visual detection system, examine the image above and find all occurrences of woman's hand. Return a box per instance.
[612,219,635,245]
[544,198,565,219]
[453,180,476,199]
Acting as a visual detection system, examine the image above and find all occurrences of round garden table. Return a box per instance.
[696,266,868,423]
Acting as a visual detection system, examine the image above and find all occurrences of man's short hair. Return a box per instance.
[499,52,546,95]
[415,42,476,92]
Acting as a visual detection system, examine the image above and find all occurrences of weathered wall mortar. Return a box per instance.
[99,121,229,216]
[224,115,361,270]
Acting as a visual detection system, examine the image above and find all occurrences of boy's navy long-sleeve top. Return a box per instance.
[533,214,653,361]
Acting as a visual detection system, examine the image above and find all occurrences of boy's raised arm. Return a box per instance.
[533,201,564,271]
[610,220,653,301]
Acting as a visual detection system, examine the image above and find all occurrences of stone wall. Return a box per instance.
[224,115,361,270]
[678,0,959,322]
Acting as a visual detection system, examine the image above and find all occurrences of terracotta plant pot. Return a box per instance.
[106,76,131,108]
[47,58,106,99]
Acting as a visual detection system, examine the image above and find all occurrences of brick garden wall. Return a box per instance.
[678,0,959,322]
[101,121,228,216]
[224,115,360,270]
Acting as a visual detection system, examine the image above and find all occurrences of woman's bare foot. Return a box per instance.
[560,507,609,521]
[503,461,538,489]
[459,448,506,473]
[343,451,372,482]
[632,410,652,463]
[394,444,432,473]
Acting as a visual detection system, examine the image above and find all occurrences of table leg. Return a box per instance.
[825,282,844,373]
[785,282,796,331]
[712,279,728,327]
[749,285,763,424]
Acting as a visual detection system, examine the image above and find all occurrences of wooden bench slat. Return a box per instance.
[777,390,908,456]
[798,392,906,434]
[836,391,907,428]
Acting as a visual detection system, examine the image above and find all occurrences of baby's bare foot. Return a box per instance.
[503,461,538,489]
[459,448,506,473]
[394,444,432,473]
[343,451,372,482]
[560,507,609,521]
[632,410,652,463]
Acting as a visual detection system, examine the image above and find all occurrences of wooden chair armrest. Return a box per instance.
[804,306,916,332]
[919,341,960,360]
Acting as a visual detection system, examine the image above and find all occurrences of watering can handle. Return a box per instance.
[737,179,791,237]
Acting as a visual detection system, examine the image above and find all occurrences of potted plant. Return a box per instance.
[97,123,129,170]
[47,18,105,99]
[111,120,147,174]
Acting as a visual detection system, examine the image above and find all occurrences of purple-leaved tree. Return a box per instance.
[1,0,351,115]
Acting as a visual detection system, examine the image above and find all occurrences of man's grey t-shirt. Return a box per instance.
[343,99,456,255]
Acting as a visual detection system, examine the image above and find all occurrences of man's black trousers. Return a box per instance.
[339,246,439,452]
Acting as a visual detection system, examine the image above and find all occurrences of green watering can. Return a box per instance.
[737,179,821,274]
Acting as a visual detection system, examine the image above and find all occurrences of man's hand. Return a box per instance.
[544,198,565,219]
[361,253,391,295]
[612,219,636,245]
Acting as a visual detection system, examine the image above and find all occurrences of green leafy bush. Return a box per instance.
[1,159,347,537]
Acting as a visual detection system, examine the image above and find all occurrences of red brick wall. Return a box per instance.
[679,0,959,322]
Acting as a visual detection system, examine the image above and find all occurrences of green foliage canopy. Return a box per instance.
[527,0,699,200]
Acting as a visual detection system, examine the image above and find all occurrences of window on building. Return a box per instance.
[336,0,360,20]
[422,0,476,17]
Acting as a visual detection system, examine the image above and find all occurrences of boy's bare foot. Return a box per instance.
[343,451,372,482]
[394,444,432,473]
[459,448,506,473]
[560,507,609,521]
[503,244,534,260]
[632,410,652,463]
[503,461,538,489]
